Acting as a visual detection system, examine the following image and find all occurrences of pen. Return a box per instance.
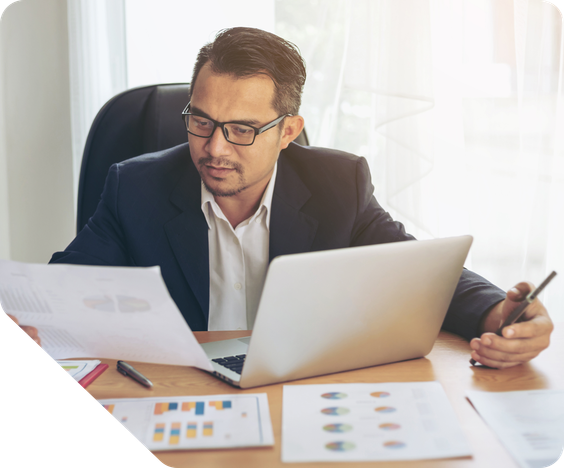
[117,360,153,388]
[470,271,557,366]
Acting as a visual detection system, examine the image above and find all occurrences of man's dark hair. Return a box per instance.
[190,27,306,116]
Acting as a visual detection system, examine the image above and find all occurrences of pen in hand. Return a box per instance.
[117,360,153,388]
[470,271,557,366]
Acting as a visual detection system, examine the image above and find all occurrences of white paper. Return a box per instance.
[98,394,274,451]
[57,359,101,381]
[467,390,564,468]
[282,382,472,463]
[0,260,212,371]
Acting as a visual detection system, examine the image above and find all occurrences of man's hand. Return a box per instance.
[469,282,553,368]
[6,314,41,346]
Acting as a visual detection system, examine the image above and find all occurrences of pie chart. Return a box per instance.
[321,392,348,400]
[325,441,355,452]
[375,406,396,413]
[117,295,150,312]
[83,295,115,312]
[321,407,350,416]
[323,423,353,433]
[379,423,401,430]
[384,440,406,449]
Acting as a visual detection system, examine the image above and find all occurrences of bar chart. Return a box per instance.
[98,394,273,450]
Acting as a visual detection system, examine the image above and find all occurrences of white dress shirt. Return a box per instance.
[201,164,277,331]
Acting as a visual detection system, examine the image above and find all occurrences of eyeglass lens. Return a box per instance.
[186,115,256,145]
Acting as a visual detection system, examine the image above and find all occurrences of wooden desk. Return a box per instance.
[87,324,563,468]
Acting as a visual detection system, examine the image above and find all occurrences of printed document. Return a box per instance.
[0,260,213,370]
[467,389,564,468]
[98,394,273,450]
[282,382,472,463]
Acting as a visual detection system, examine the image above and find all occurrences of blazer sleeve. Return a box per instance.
[350,157,506,341]
[50,164,133,266]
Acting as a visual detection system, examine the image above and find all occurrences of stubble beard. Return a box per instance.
[197,155,247,197]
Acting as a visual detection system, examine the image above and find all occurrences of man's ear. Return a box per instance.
[279,115,305,150]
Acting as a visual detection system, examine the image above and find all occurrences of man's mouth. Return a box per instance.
[198,156,242,178]
[205,165,236,177]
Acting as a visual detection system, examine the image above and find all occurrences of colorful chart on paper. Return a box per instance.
[282,382,472,463]
[98,393,273,451]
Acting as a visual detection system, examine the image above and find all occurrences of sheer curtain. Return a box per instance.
[66,0,563,321]
[66,0,274,209]
[277,0,563,322]
[67,0,128,212]
[124,0,275,88]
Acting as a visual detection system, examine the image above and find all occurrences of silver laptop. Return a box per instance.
[201,235,472,388]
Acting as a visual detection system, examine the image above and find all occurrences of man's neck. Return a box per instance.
[214,192,263,229]
[207,164,278,229]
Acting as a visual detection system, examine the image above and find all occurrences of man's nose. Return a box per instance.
[205,126,232,155]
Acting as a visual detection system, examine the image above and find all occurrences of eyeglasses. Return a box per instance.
[181,103,290,146]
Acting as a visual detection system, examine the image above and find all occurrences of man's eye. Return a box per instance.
[194,118,212,127]
[232,126,253,135]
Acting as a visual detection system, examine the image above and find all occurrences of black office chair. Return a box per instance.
[76,83,309,234]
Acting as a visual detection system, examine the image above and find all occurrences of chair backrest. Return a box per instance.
[76,83,309,233]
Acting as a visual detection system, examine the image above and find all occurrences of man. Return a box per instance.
[42,27,551,368]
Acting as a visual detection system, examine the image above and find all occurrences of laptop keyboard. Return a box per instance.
[212,354,246,375]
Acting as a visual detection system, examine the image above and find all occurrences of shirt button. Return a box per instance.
[234,282,242,290]
[233,237,238,244]
[255,217,261,223]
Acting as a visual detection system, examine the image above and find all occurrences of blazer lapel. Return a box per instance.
[162,149,319,320]
[164,157,210,323]
[269,153,318,262]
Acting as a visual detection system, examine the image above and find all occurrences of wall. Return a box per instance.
[0,0,75,263]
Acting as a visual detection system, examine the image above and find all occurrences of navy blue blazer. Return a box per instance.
[50,142,505,339]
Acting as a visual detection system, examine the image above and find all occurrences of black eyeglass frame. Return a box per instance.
[181,102,291,146]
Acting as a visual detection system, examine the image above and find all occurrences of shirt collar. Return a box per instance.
[200,162,278,230]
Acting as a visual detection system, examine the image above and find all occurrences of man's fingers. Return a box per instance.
[20,325,41,344]
[7,314,19,325]
[476,331,549,356]
[470,335,541,368]
[6,314,41,346]
[502,314,553,340]
[505,282,533,303]
[472,285,553,369]
[470,351,525,369]
[470,314,551,368]
[20,324,38,338]
[470,340,541,365]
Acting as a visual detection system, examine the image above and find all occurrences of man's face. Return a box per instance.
[188,63,290,201]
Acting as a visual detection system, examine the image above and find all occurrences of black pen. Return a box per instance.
[470,271,557,366]
[117,360,153,388]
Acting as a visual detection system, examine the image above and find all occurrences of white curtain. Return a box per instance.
[65,0,563,321]
[277,0,564,322]
[67,0,128,213]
